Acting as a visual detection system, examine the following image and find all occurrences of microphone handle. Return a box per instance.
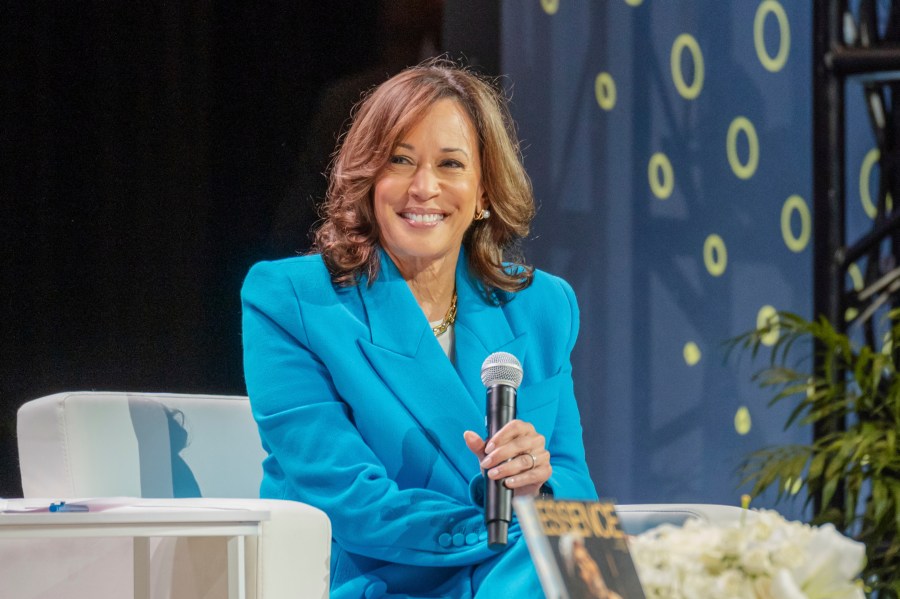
[485,384,516,549]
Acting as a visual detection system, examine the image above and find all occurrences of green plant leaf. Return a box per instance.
[733,308,900,592]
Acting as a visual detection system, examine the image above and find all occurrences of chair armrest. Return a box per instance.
[615,503,747,535]
[177,498,331,599]
[249,498,331,599]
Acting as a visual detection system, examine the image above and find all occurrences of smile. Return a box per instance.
[400,212,445,224]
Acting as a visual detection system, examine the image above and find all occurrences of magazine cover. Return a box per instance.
[514,497,646,599]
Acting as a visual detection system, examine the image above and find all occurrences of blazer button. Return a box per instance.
[465,533,478,545]
[438,533,452,548]
[478,530,488,542]
[364,581,387,598]
[452,533,465,547]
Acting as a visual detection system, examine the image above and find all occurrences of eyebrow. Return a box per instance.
[396,142,470,159]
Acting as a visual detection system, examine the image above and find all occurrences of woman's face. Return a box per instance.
[373,98,485,273]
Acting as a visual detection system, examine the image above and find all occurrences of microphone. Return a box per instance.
[480,351,523,549]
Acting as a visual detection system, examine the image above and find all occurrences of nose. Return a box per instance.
[408,165,440,202]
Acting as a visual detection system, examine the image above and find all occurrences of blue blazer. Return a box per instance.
[241,249,597,598]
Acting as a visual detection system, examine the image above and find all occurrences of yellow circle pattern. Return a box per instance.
[848,263,864,291]
[703,234,727,276]
[860,148,894,219]
[727,116,759,179]
[845,263,863,322]
[648,152,674,200]
[588,5,807,447]
[860,148,880,218]
[670,34,704,100]
[780,194,810,252]
[757,305,780,346]
[754,1,791,72]
[541,0,559,15]
[594,72,616,111]
[683,342,701,366]
[734,406,752,435]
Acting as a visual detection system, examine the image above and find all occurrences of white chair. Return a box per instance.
[14,391,331,599]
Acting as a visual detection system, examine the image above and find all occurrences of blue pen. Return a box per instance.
[49,501,89,513]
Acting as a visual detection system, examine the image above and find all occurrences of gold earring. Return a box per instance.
[473,208,491,221]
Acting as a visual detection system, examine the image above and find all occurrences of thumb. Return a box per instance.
[463,430,487,460]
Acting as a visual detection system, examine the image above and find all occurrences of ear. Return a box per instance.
[477,185,488,212]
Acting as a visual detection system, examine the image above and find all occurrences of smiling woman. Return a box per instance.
[241,60,598,599]
[316,60,535,293]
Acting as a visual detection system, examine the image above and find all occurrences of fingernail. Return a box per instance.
[485,442,495,453]
[489,467,500,478]
[480,456,491,468]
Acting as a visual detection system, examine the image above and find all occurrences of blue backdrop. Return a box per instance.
[499,0,882,510]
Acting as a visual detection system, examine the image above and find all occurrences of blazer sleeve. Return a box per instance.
[539,277,598,500]
[241,261,500,567]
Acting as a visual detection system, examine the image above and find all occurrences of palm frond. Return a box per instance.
[733,310,900,594]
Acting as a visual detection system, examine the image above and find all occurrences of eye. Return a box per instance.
[440,159,464,168]
[389,154,412,165]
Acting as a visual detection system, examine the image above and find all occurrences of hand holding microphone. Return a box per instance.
[463,352,553,549]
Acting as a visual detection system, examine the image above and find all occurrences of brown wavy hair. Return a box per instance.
[313,59,535,294]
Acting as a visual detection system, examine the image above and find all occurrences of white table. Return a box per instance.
[0,498,270,599]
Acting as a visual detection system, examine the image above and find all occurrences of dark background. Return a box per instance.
[1,1,499,497]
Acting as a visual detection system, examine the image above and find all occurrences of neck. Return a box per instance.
[385,249,459,322]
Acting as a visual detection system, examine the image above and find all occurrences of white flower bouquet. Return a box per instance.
[629,509,867,599]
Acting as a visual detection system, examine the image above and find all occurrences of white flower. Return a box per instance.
[770,569,807,599]
[630,509,866,599]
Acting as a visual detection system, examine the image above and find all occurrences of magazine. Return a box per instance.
[514,497,646,599]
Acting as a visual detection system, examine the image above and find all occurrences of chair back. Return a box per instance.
[17,391,266,499]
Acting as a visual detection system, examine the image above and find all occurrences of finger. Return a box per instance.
[484,419,534,454]
[484,448,550,481]
[504,462,553,492]
[482,430,545,470]
[463,430,487,460]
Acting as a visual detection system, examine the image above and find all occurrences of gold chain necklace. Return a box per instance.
[432,292,458,337]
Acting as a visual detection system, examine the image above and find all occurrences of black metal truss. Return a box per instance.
[813,0,900,514]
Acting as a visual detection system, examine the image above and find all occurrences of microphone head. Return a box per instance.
[480,352,523,389]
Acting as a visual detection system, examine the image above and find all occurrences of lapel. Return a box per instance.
[356,249,528,481]
[452,257,529,403]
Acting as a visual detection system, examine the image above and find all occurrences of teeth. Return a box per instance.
[402,213,444,223]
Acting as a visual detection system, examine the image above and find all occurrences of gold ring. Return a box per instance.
[527,453,537,471]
